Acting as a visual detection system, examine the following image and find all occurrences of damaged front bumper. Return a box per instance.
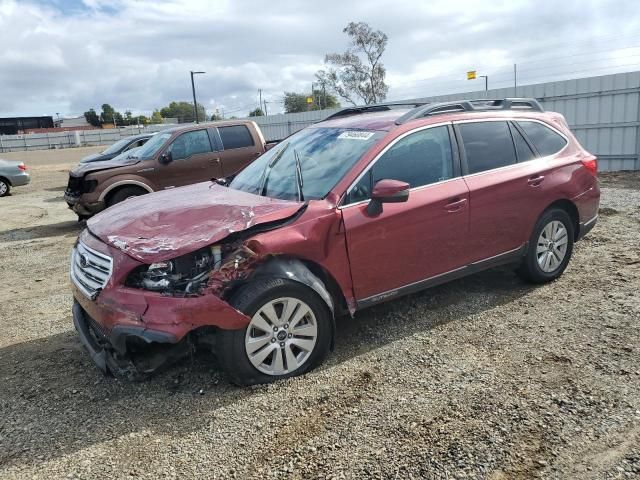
[72,301,179,376]
[71,231,251,378]
[64,193,105,217]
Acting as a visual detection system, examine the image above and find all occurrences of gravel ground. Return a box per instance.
[0,153,639,479]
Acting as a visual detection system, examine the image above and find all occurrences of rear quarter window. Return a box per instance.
[517,121,567,157]
[218,125,255,150]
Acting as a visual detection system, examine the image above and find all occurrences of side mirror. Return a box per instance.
[159,151,172,165]
[366,179,410,216]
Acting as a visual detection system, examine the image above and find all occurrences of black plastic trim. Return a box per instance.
[356,243,528,310]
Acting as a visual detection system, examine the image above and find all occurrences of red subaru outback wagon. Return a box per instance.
[70,98,600,384]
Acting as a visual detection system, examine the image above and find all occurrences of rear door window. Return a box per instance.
[218,125,255,149]
[517,121,567,157]
[458,121,517,174]
[167,129,212,161]
[347,126,454,204]
[509,124,537,163]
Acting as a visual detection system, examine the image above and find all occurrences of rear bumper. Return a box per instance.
[8,171,30,186]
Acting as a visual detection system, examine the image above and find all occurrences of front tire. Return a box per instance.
[106,186,147,208]
[217,278,332,386]
[517,208,574,283]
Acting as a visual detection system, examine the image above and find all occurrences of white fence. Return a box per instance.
[2,71,639,171]
[0,124,175,152]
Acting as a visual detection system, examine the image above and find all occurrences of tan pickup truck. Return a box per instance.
[65,120,274,219]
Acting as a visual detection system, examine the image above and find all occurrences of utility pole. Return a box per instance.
[190,70,205,123]
[514,64,517,96]
[311,82,315,110]
[263,100,269,116]
[258,89,262,113]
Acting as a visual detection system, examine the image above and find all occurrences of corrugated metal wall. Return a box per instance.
[248,71,640,172]
[1,71,638,171]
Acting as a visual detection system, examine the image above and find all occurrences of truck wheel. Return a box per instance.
[517,208,574,283]
[217,278,332,386]
[107,186,147,208]
[0,178,10,197]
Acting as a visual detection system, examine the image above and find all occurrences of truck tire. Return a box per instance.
[106,186,147,208]
[216,278,332,386]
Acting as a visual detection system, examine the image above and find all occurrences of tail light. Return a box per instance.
[18,163,27,171]
[581,156,597,176]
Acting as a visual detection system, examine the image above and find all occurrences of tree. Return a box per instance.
[316,21,389,105]
[100,103,116,124]
[211,111,223,121]
[159,101,206,123]
[84,108,101,127]
[135,115,149,125]
[150,110,164,124]
[248,107,264,117]
[284,91,340,113]
[113,111,124,127]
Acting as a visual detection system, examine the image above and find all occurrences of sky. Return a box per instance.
[1,0,640,119]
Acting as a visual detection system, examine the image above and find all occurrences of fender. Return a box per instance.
[98,178,155,201]
[248,256,336,348]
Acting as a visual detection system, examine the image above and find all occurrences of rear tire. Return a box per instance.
[517,208,574,283]
[106,186,147,208]
[216,278,332,386]
[0,178,10,197]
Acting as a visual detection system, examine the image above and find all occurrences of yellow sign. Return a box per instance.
[306,96,313,104]
[467,71,476,80]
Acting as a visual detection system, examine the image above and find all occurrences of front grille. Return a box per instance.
[70,241,113,299]
[66,175,83,196]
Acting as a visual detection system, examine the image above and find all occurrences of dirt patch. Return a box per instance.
[0,166,639,479]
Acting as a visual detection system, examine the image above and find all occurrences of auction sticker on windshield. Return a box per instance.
[338,131,376,140]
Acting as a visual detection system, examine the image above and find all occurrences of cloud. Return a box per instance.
[1,0,639,118]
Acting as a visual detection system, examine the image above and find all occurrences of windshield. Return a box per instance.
[133,132,171,159]
[101,137,135,155]
[229,127,384,201]
[110,146,141,163]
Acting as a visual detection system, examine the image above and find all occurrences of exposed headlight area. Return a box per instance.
[126,245,224,295]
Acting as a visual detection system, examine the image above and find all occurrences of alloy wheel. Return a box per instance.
[536,220,569,273]
[244,297,318,376]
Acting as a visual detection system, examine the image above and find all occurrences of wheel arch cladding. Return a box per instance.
[246,256,337,347]
[545,199,580,240]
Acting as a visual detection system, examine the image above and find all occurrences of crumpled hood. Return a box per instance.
[70,156,140,177]
[87,182,303,263]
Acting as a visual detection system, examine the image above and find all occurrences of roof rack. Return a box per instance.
[323,101,429,121]
[394,98,544,124]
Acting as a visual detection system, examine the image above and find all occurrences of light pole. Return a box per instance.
[479,75,488,91]
[190,71,205,123]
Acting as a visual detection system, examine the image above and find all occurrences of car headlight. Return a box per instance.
[126,245,223,294]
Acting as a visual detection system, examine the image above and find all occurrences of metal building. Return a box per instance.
[0,116,54,135]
